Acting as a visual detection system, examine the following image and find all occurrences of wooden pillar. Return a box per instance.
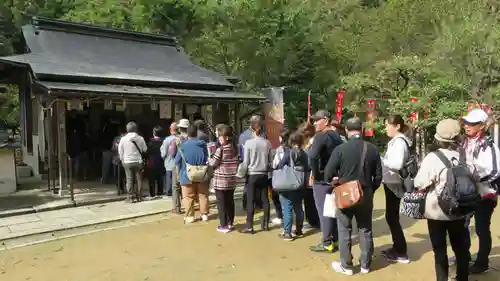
[212,103,230,125]
[234,103,241,135]
[45,104,53,190]
[56,101,68,196]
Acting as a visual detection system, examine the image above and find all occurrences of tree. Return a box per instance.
[0,84,19,126]
[1,0,500,131]
[342,56,469,127]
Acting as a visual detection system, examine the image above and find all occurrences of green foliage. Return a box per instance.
[0,84,19,125]
[1,0,500,132]
[342,56,470,127]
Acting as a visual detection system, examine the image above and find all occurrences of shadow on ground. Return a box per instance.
[0,190,59,212]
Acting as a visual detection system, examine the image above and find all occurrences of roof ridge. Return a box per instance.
[31,17,179,47]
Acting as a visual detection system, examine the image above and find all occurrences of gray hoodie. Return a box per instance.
[382,134,411,196]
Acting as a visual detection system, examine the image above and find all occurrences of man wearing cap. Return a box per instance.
[457,108,500,274]
[161,122,178,197]
[308,109,345,253]
[168,119,190,214]
[324,117,382,275]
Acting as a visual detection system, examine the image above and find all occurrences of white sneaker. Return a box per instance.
[331,261,353,276]
[184,216,195,224]
[272,218,282,225]
[201,214,209,222]
[360,268,370,274]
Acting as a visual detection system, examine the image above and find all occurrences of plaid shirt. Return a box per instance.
[209,144,238,190]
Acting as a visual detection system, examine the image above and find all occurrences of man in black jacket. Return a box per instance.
[308,109,344,253]
[324,117,383,275]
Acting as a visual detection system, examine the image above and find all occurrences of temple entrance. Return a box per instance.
[64,101,178,184]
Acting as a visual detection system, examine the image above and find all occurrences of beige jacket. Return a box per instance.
[414,149,464,221]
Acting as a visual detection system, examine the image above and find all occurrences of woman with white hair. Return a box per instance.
[118,121,147,202]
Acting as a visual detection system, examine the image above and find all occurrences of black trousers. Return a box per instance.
[428,219,469,281]
[269,179,283,219]
[115,164,126,193]
[472,199,497,267]
[215,189,235,227]
[246,174,270,229]
[384,184,407,254]
[243,178,263,210]
[148,167,164,197]
[303,188,320,227]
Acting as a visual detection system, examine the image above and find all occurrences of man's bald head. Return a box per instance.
[170,122,178,134]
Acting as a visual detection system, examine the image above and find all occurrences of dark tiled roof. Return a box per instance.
[0,18,234,89]
[36,81,265,101]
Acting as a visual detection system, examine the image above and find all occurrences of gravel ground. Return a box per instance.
[0,192,498,281]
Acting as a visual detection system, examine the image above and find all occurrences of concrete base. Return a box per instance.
[0,178,17,195]
[16,165,33,178]
[0,151,17,195]
[57,186,70,197]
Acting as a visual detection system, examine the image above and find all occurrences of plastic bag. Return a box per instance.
[323,193,337,218]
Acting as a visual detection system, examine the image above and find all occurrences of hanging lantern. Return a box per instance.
[336,89,345,122]
[480,103,492,114]
[364,99,376,137]
[409,97,419,124]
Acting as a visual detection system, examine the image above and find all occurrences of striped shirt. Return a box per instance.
[209,144,239,190]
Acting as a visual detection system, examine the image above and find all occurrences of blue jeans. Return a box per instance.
[337,188,374,269]
[279,191,304,234]
[165,170,173,195]
[313,183,338,245]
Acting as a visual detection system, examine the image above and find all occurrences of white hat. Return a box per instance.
[178,119,190,128]
[462,108,488,124]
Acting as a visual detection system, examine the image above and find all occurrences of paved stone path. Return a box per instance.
[0,198,170,238]
[0,198,171,247]
[0,189,244,249]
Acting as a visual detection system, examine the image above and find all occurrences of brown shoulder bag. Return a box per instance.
[333,141,367,209]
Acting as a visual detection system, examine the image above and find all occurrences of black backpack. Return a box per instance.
[433,150,481,217]
[399,138,420,192]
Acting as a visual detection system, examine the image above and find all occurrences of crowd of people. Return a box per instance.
[113,108,499,281]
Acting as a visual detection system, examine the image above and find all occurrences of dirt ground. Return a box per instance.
[0,191,499,281]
